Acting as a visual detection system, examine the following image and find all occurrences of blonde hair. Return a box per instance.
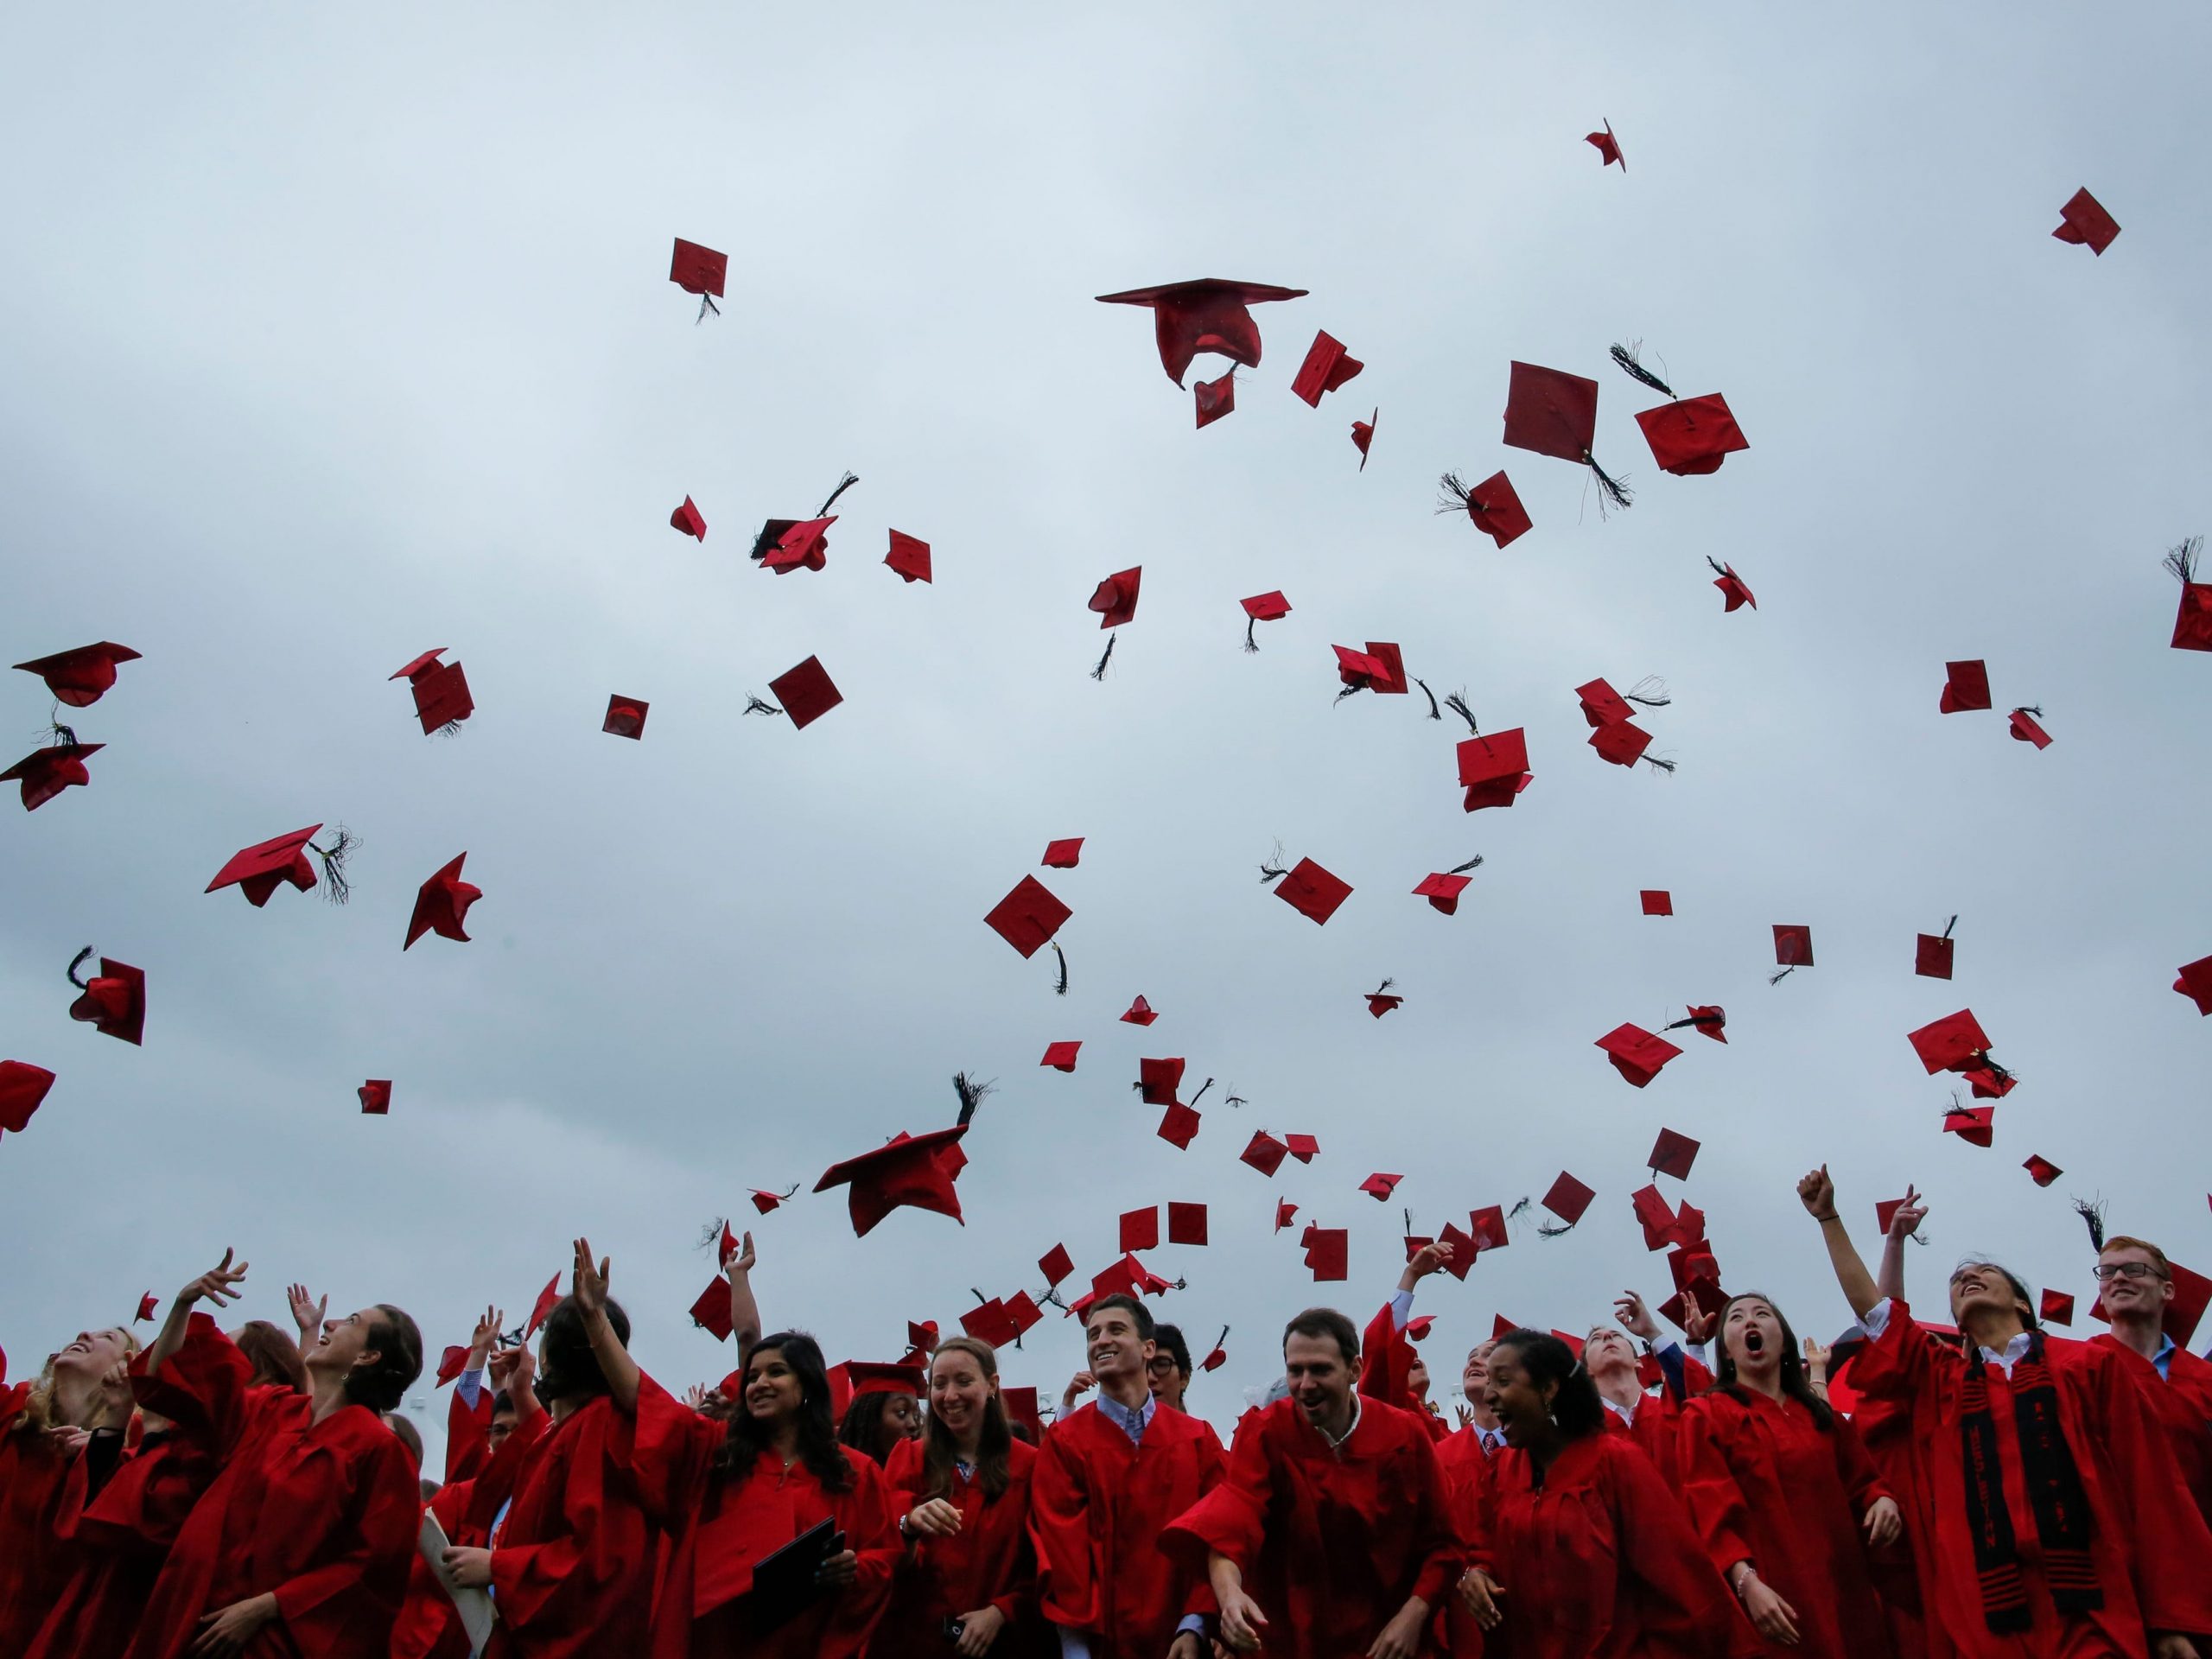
[14,1326,142,1435]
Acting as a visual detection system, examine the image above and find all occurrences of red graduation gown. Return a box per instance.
[1030,1396,1226,1659]
[1676,1389,1896,1659]
[393,1404,550,1659]
[877,1433,1050,1659]
[1161,1395,1461,1659]
[1360,1302,1452,1440]
[1601,1390,1687,1489]
[622,1372,899,1659]
[484,1395,659,1659]
[2088,1334,2212,1534]
[1470,1431,1754,1659]
[0,1405,79,1656]
[122,1321,422,1659]
[1850,1301,2212,1658]
[1435,1428,1492,1659]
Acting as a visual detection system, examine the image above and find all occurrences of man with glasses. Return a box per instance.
[1147,1325,1194,1414]
[2089,1236,2212,1527]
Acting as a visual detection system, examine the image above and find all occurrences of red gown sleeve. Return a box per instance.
[129,1313,253,1448]
[462,1404,550,1538]
[444,1384,493,1484]
[2082,1344,2212,1638]
[268,1424,421,1652]
[618,1370,721,1526]
[1159,1410,1272,1576]
[821,1452,901,1656]
[1028,1419,1101,1630]
[488,1400,660,1637]
[1404,1419,1465,1610]
[1359,1302,1417,1413]
[1827,1411,1891,1520]
[1605,1439,1758,1659]
[1675,1401,1757,1580]
[1842,1300,1941,1411]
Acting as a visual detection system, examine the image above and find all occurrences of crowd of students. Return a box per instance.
[5,1166,2211,1659]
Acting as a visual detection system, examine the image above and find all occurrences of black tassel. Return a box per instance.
[775,1182,799,1202]
[1259,842,1288,884]
[1624,676,1671,709]
[1414,677,1442,721]
[696,293,720,323]
[1224,1089,1247,1109]
[1642,754,1677,774]
[1370,977,1395,998]
[1507,1196,1532,1221]
[67,946,95,988]
[47,721,79,749]
[2014,704,2042,718]
[498,1325,526,1347]
[696,1218,729,1254]
[2073,1197,2107,1252]
[1435,472,1473,516]
[816,472,860,518]
[309,825,357,906]
[2166,536,2202,586]
[1705,555,1731,579]
[1584,452,1633,513]
[1212,1323,1230,1353]
[1609,341,1675,398]
[1243,616,1258,653]
[1189,1077,1215,1109]
[743,695,784,717]
[1091,635,1116,681]
[1442,692,1481,735]
[953,1071,995,1128]
[1538,1219,1576,1237]
[1446,854,1484,875]
[1769,966,1796,985]
[1051,941,1069,996]
[1943,914,1957,939]
[1333,682,1366,704]
[437,720,465,739]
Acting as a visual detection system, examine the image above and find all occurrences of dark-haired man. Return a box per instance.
[1032,1294,1225,1659]
[1163,1307,1459,1659]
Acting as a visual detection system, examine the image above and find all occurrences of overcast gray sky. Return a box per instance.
[4,3,2209,1458]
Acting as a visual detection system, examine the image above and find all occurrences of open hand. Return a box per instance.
[571,1238,609,1316]
[1614,1290,1660,1343]
[183,1251,249,1313]
[1888,1185,1927,1241]
[1459,1567,1504,1630]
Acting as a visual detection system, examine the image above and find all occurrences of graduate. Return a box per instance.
[122,1250,424,1659]
[880,1336,1049,1658]
[837,1375,924,1467]
[0,1318,139,1653]
[1800,1166,2212,1659]
[567,1239,900,1659]
[1358,1241,1455,1440]
[2087,1234,2212,1529]
[1162,1306,1460,1659]
[1447,1341,1508,1455]
[1147,1324,1194,1414]
[1458,1330,1753,1659]
[1030,1292,1227,1659]
[1675,1292,1902,1657]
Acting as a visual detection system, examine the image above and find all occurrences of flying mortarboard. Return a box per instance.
[690,1274,735,1342]
[669,238,728,316]
[751,1185,798,1215]
[2023,1154,2063,1187]
[1541,1172,1595,1230]
[1635,394,1750,476]
[525,1274,561,1338]
[1121,995,1158,1027]
[2166,538,2212,651]
[1365,979,1402,1018]
[1939,660,1992,714]
[1136,1057,1185,1105]
[1586,119,1624,168]
[1503,361,1630,511]
[390,650,473,734]
[1194,369,1236,429]
[1631,1185,1679,1251]
[1437,470,1532,550]
[1089,567,1142,629]
[1359,1173,1402,1201]
[1665,1005,1727,1044]
[1039,1243,1075,1286]
[761,518,835,575]
[432,1345,469,1387]
[1430,1223,1476,1281]
[1331,641,1408,698]
[1284,1133,1320,1164]
[763,656,842,730]
[1412,859,1482,914]
[2175,956,2212,1016]
[359,1080,391,1116]
[1118,1207,1159,1253]
[1093,279,1310,385]
[1274,1200,1298,1232]
[1262,855,1352,925]
[1040,1041,1081,1072]
[1909,1009,2003,1077]
[1240,591,1291,652]
[1042,838,1084,869]
[405,854,480,950]
[1290,330,1364,406]
[1242,1131,1289,1177]
[1467,1205,1510,1252]
[1168,1202,1208,1246]
[1201,1329,1230,1371]
[207,824,356,907]
[2039,1288,2075,1325]
[12,642,140,708]
[2008,708,2052,749]
[2,738,102,812]
[1595,1023,1682,1088]
[1641,890,1673,916]
[961,1299,1020,1347]
[1156,1102,1201,1148]
[1304,1227,1349,1281]
[1707,558,1756,612]
[2051,188,2120,255]
[1648,1128,1700,1180]
[602,696,649,740]
[1351,408,1377,469]
[885,531,932,584]
[670,496,707,541]
[750,474,859,563]
[1771,925,1814,982]
[814,1074,982,1236]
[1942,1103,1997,1147]
[0,1061,56,1137]
[1916,918,1956,980]
[64,950,143,1046]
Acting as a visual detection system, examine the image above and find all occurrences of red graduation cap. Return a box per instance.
[69,957,146,1046]
[1708,559,1756,612]
[1194,369,1236,429]
[750,1185,797,1215]
[122,1291,150,1325]
[2167,1264,2212,1346]
[670,496,707,540]
[1137,1057,1185,1105]
[1094,279,1309,385]
[1168,1202,1208,1246]
[1648,1128,1700,1180]
[766,656,842,729]
[2174,955,2212,1016]
[1875,1197,1911,1234]
[1042,838,1084,869]
[1272,857,1352,925]
[1589,721,1656,769]
[1121,995,1158,1027]
[2008,708,2052,749]
[1641,890,1673,916]
[1402,1234,1433,1262]
[1595,1023,1682,1088]
[1001,1385,1043,1439]
[1916,924,1956,980]
[982,874,1070,959]
[3,740,102,812]
[207,826,327,906]
[1456,727,1532,804]
[602,696,649,740]
[390,650,473,734]
[2168,538,2212,650]
[359,1080,391,1116]
[1039,1243,1074,1286]
[1089,568,1142,629]
[1332,642,1408,696]
[2039,1288,2076,1326]
[1635,394,1749,476]
[1413,872,1473,915]
[1242,1131,1289,1177]
[1290,330,1364,406]
[690,1275,735,1342]
[1359,1173,1402,1201]
[1773,925,1815,969]
[1576,678,1637,727]
[405,854,480,950]
[1426,1223,1474,1281]
[2023,1154,2063,1187]
[1090,1255,1143,1302]
[1586,119,1624,168]
[1351,408,1377,469]
[1201,1333,1230,1371]
[1304,1228,1349,1282]
[814,1125,969,1236]
[1120,1206,1160,1252]
[670,238,728,306]
[525,1274,561,1338]
[1442,470,1532,550]
[12,642,140,708]
[1467,1205,1510,1253]
[1241,591,1292,652]
[1156,1101,1201,1148]
[1285,1133,1320,1164]
[1942,1103,1997,1147]
[1669,1005,1728,1044]
[1365,981,1402,1018]
[1491,1313,1519,1343]
[2051,188,2120,255]
[1274,1199,1298,1232]
[904,1320,939,1360]
[885,531,932,584]
[0,1061,57,1136]
[1908,1008,1998,1076]
[434,1344,470,1387]
[844,1359,928,1402]
[762,518,835,574]
[1503,361,1628,506]
[1542,1171,1595,1228]
[1631,1185,1679,1251]
[1939,660,1992,714]
[1406,1316,1434,1343]
[962,1300,1020,1346]
[1040,1041,1081,1072]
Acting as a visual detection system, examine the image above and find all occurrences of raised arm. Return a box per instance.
[1874,1185,1926,1304]
[726,1230,761,1357]
[145,1249,249,1376]
[285,1282,327,1353]
[1798,1167,1880,1319]
[572,1236,639,1413]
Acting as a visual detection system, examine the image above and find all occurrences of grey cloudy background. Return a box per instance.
[4,3,2209,1458]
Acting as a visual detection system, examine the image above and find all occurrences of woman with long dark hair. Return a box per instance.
[123,1249,424,1659]
[879,1337,1045,1658]
[569,1239,899,1658]
[838,1385,923,1467]
[1677,1292,1901,1656]
[1459,1329,1751,1658]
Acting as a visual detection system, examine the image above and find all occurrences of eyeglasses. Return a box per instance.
[1145,1357,1180,1375]
[2092,1262,2165,1281]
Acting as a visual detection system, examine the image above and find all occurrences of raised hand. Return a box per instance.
[1681,1300,1719,1346]
[728,1231,757,1276]
[571,1237,609,1316]
[1802,1337,1832,1380]
[1888,1185,1927,1241]
[182,1250,249,1312]
[284,1281,324,1341]
[1060,1370,1096,1412]
[1614,1290,1660,1343]
[469,1305,504,1360]
[1796,1166,1836,1222]
[1453,1403,1474,1430]
[1405,1241,1454,1284]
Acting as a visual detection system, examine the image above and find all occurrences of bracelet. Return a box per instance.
[1812,1211,1839,1222]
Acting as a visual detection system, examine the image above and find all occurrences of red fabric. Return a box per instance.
[619,1372,898,1659]
[1434,1429,1491,1657]
[1161,1395,1461,1656]
[122,1319,422,1659]
[0,1421,78,1654]
[1029,1398,1225,1658]
[1849,1300,2212,1656]
[1601,1391,1688,1489]
[1470,1432,1753,1659]
[1676,1389,1896,1659]
[445,1382,493,1484]
[484,1395,658,1659]
[392,1404,550,1659]
[877,1433,1049,1657]
[2089,1332,2212,1535]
